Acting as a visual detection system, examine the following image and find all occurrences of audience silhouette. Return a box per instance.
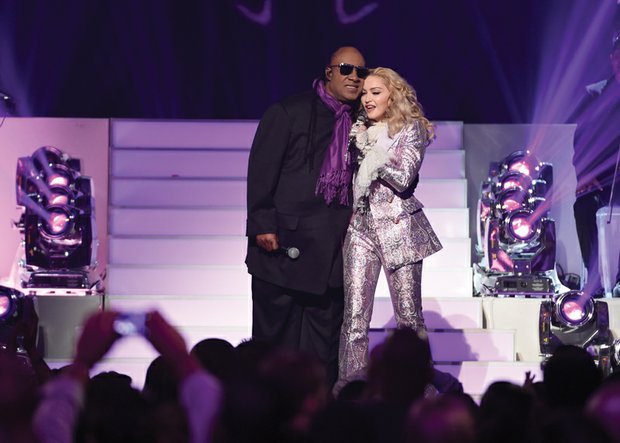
[1,307,619,443]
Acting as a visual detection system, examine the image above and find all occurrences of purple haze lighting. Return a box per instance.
[17,191,51,221]
[524,2,617,209]
[530,3,615,125]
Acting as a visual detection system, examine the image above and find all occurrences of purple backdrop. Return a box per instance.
[0,0,619,122]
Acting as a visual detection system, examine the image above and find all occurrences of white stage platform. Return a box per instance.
[1,117,608,400]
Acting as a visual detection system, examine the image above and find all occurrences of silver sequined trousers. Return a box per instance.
[338,211,426,384]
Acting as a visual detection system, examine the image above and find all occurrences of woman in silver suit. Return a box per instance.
[337,67,443,387]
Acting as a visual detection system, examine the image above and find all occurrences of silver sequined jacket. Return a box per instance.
[351,119,443,270]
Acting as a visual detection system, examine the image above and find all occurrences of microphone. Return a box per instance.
[349,109,369,160]
[352,109,368,130]
[280,245,300,259]
[356,108,368,124]
[0,91,13,102]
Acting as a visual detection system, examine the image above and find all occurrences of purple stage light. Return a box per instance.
[500,150,541,179]
[45,209,71,236]
[561,300,585,322]
[510,160,531,176]
[539,289,611,362]
[496,188,529,214]
[0,286,21,322]
[0,295,10,318]
[510,215,535,241]
[15,146,97,288]
[555,291,594,328]
[49,192,69,206]
[499,171,532,191]
[530,3,615,125]
[47,173,69,188]
[476,147,558,296]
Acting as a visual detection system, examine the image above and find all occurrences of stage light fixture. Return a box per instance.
[497,171,533,193]
[0,286,21,323]
[0,286,25,351]
[474,149,558,297]
[505,209,542,244]
[539,291,612,367]
[14,146,100,294]
[495,188,530,215]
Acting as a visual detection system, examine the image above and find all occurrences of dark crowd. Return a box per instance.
[1,297,620,443]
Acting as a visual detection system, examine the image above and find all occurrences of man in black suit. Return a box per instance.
[245,46,367,385]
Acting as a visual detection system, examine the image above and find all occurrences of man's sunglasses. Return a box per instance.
[329,63,370,79]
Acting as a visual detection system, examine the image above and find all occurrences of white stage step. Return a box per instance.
[108,236,469,269]
[407,208,470,239]
[106,295,251,328]
[109,177,467,209]
[110,119,463,150]
[111,120,259,149]
[112,149,251,178]
[369,328,516,362]
[110,178,247,207]
[109,207,246,236]
[422,150,465,179]
[435,361,542,396]
[106,295,482,331]
[377,266,473,298]
[106,265,251,296]
[108,207,470,238]
[370,297,482,329]
[106,265,472,298]
[111,148,464,180]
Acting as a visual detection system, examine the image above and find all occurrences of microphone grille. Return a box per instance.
[287,247,300,259]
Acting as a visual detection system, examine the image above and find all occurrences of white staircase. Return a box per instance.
[95,119,541,396]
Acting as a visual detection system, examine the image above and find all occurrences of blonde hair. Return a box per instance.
[368,67,435,140]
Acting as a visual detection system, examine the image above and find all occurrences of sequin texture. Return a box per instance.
[337,120,443,386]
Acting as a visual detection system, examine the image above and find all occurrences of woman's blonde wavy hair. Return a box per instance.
[367,67,435,141]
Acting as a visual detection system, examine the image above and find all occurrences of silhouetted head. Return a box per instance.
[587,381,620,442]
[77,371,153,443]
[367,327,433,406]
[190,338,236,382]
[543,345,602,411]
[143,355,178,404]
[404,394,477,443]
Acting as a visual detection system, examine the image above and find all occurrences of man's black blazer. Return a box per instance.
[245,90,352,295]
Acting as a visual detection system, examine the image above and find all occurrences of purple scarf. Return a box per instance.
[313,79,353,206]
